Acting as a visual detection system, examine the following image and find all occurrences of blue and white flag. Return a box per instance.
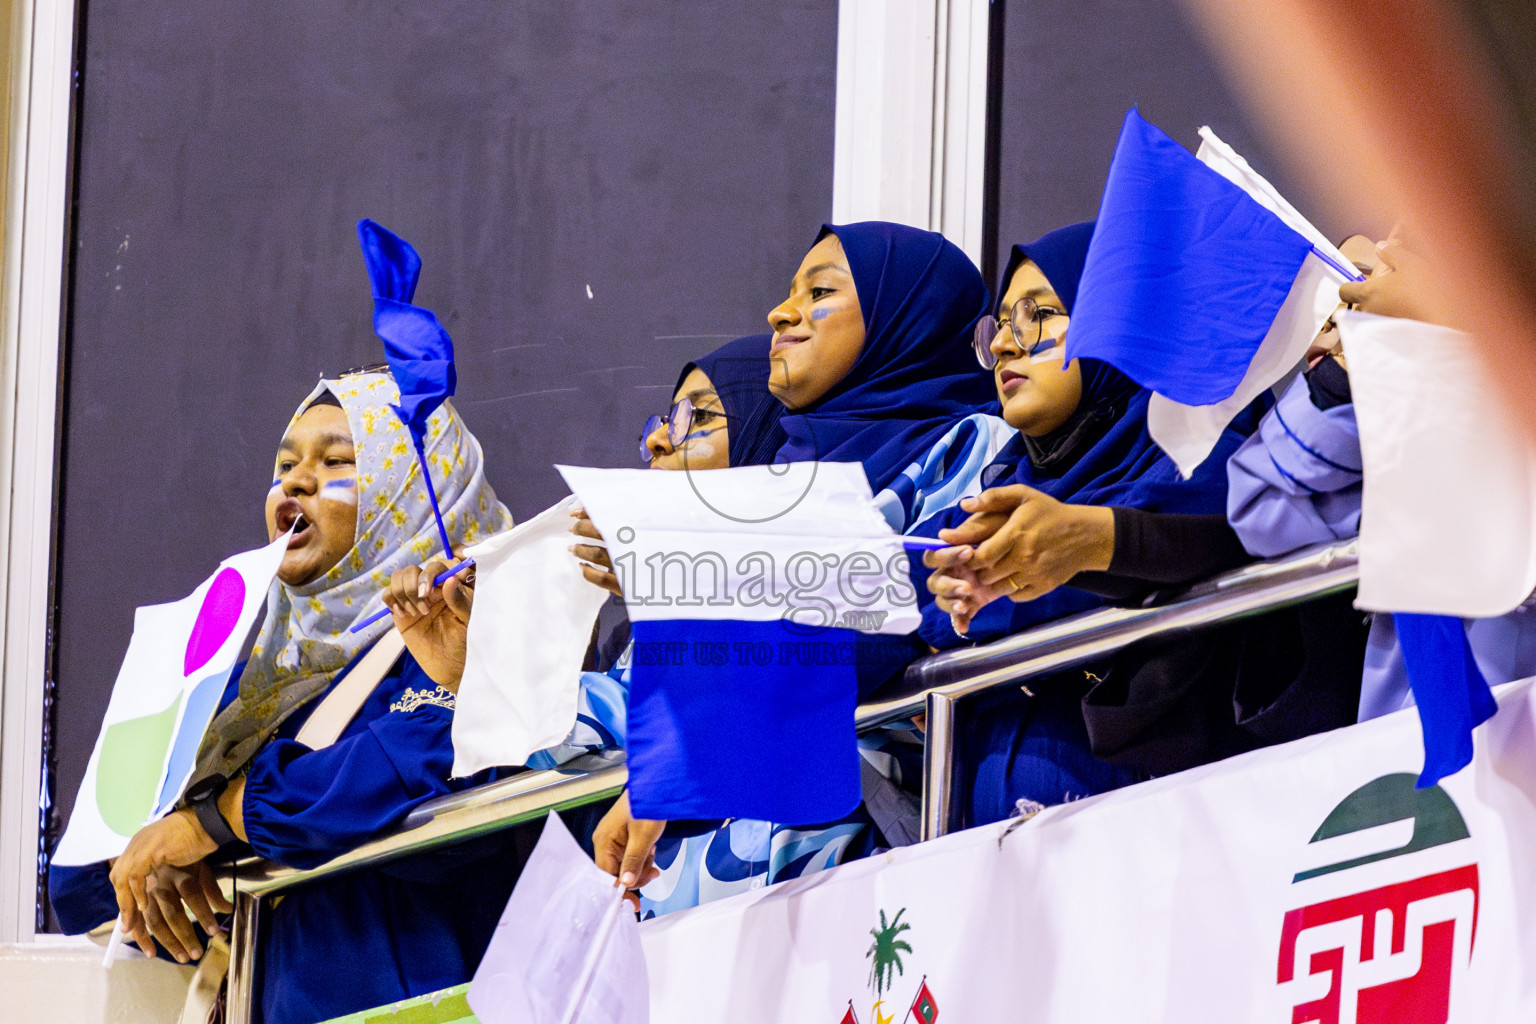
[558,462,919,823]
[1340,310,1534,785]
[1069,110,1354,476]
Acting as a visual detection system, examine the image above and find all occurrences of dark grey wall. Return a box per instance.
[989,0,1355,285]
[49,1,837,885]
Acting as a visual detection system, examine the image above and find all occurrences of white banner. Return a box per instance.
[640,679,1536,1023]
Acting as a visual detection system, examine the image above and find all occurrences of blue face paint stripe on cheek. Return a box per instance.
[811,307,832,321]
[320,478,358,499]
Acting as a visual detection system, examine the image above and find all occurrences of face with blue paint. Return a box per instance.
[992,259,1083,435]
[265,401,359,586]
[766,234,866,409]
[643,366,729,471]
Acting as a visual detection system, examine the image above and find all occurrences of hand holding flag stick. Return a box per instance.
[350,558,475,634]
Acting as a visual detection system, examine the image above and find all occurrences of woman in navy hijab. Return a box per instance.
[918,222,1252,823]
[766,222,996,492]
[923,222,1362,825]
[920,222,1257,644]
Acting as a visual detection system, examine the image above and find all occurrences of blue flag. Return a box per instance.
[1067,109,1313,406]
[1393,613,1498,787]
[357,219,457,552]
[356,219,456,450]
[625,619,862,824]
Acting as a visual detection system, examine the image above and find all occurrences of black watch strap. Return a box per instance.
[191,790,238,848]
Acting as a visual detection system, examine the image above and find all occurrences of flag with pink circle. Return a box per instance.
[52,533,289,866]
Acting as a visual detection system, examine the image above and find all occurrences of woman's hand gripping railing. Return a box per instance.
[855,540,1359,841]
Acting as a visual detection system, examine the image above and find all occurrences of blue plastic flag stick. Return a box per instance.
[412,438,454,556]
[1310,245,1368,283]
[349,558,475,633]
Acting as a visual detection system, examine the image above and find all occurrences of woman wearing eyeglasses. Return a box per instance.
[896,223,1257,822]
[912,223,1365,824]
[917,221,1260,644]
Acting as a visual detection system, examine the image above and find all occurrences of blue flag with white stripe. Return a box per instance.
[1067,109,1313,407]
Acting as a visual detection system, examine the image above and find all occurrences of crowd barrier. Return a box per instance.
[222,541,1359,1024]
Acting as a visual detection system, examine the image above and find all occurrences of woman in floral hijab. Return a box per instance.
[59,370,516,1024]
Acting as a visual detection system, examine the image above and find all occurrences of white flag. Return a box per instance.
[557,462,920,635]
[1147,127,1350,478]
[469,813,648,1024]
[1340,310,1536,616]
[53,533,288,866]
[452,496,611,777]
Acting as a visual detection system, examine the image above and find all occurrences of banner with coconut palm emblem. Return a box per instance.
[638,678,1536,1023]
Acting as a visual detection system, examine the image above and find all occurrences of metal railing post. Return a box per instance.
[920,691,957,840]
[225,891,262,1024]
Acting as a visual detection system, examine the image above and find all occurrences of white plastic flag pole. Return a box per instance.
[557,886,629,1024]
[101,918,124,968]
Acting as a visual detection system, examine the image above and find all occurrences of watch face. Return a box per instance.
[185,777,222,803]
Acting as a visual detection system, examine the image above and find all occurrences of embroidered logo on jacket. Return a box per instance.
[389,685,456,714]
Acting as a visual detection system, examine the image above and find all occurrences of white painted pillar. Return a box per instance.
[0,0,76,941]
[833,0,990,264]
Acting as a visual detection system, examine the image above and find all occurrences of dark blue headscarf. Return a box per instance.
[679,334,787,468]
[984,219,1257,509]
[775,222,997,492]
[911,222,1263,651]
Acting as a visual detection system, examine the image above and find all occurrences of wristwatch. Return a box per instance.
[184,775,238,848]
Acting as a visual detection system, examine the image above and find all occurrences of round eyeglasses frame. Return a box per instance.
[639,396,696,463]
[973,297,1068,370]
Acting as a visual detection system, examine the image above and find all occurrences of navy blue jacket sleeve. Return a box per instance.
[241,684,466,870]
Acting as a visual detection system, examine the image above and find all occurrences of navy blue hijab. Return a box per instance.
[983,220,1256,511]
[678,334,787,468]
[776,222,997,492]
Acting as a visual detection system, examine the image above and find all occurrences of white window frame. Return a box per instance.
[0,0,994,940]
[0,0,76,942]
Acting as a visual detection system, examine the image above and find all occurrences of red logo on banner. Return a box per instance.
[1276,774,1477,1024]
[1277,865,1478,1024]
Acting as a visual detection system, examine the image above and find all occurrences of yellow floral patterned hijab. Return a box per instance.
[190,371,513,785]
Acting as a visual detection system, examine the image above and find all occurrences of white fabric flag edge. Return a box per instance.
[452,495,611,777]
[557,463,920,635]
[1149,254,1339,478]
[468,812,649,1024]
[1342,311,1536,617]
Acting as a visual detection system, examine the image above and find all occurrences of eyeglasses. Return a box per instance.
[973,297,1068,370]
[640,397,731,463]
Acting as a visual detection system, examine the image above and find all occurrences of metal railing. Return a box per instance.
[222,540,1358,1024]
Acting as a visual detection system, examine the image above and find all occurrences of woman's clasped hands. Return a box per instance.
[923,484,1115,635]
[108,811,233,962]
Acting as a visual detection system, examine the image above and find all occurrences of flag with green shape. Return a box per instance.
[52,533,289,865]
